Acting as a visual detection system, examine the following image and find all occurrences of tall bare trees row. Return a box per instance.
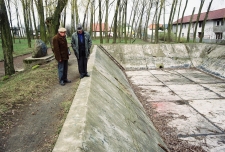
[1,0,217,76]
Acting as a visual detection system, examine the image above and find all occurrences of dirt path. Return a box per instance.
[0,51,80,151]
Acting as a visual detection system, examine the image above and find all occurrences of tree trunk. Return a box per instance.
[193,0,205,42]
[200,0,213,43]
[31,0,38,39]
[14,0,21,43]
[34,0,47,43]
[175,0,182,42]
[90,0,94,38]
[127,0,135,42]
[178,0,188,42]
[98,0,103,43]
[167,0,176,42]
[187,7,195,42]
[143,1,152,41]
[45,0,68,48]
[124,0,128,43]
[105,0,109,43]
[137,1,145,39]
[156,0,164,43]
[83,0,91,28]
[113,0,121,43]
[71,0,75,35]
[6,0,15,43]
[21,0,32,48]
[0,0,15,75]
[74,0,79,25]
[118,4,122,42]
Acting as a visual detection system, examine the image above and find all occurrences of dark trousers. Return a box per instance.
[58,60,68,82]
[77,56,88,76]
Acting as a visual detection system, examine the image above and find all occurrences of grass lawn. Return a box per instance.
[0,37,149,60]
[0,39,35,61]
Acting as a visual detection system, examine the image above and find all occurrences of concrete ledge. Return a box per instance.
[53,46,168,151]
[23,54,54,68]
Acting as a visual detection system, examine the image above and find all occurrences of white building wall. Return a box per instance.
[173,21,216,39]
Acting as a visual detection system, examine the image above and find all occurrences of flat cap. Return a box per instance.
[58,27,66,32]
[77,24,83,30]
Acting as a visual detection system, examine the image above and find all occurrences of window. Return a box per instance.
[199,22,202,28]
[215,33,222,39]
[216,20,220,26]
[182,33,184,37]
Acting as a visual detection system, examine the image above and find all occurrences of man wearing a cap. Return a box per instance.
[52,27,71,86]
[71,24,92,79]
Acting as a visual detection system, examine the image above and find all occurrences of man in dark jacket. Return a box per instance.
[71,24,92,79]
[53,27,71,86]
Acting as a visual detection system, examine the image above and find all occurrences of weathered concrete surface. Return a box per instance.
[53,46,167,152]
[102,43,225,151]
[103,44,225,78]
[54,43,225,151]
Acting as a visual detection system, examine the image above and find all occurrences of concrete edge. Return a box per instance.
[52,46,97,152]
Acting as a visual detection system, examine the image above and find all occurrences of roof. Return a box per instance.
[173,8,225,24]
[92,23,110,32]
[148,24,163,30]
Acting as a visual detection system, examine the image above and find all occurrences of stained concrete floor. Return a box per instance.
[126,68,225,152]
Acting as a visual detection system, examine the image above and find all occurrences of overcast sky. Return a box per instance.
[171,0,225,22]
[11,0,225,27]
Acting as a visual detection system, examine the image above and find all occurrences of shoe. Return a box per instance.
[84,73,90,77]
[64,79,71,83]
[60,81,65,86]
[80,74,84,79]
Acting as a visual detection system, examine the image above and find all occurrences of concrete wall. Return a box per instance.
[102,43,225,79]
[53,46,168,152]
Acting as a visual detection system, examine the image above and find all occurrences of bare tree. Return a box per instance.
[178,0,188,42]
[193,0,205,42]
[98,0,103,43]
[21,0,32,47]
[30,0,38,39]
[45,0,68,47]
[112,0,121,43]
[104,0,109,43]
[175,0,182,41]
[137,0,146,39]
[90,0,94,38]
[187,7,195,42]
[82,0,91,28]
[200,0,213,42]
[156,0,164,43]
[0,0,15,75]
[167,0,177,42]
[34,0,47,43]
[71,0,75,34]
[143,1,152,41]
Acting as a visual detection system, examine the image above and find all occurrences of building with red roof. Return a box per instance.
[172,8,225,40]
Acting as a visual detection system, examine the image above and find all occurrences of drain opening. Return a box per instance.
[159,65,164,69]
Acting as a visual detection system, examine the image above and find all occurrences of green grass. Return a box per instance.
[0,39,35,60]
[0,61,58,126]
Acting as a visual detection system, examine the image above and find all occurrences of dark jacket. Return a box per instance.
[52,33,69,61]
[71,31,92,59]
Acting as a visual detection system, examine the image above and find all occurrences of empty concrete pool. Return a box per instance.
[54,44,225,152]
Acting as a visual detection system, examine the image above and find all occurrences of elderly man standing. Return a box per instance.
[71,24,92,79]
[53,27,71,86]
